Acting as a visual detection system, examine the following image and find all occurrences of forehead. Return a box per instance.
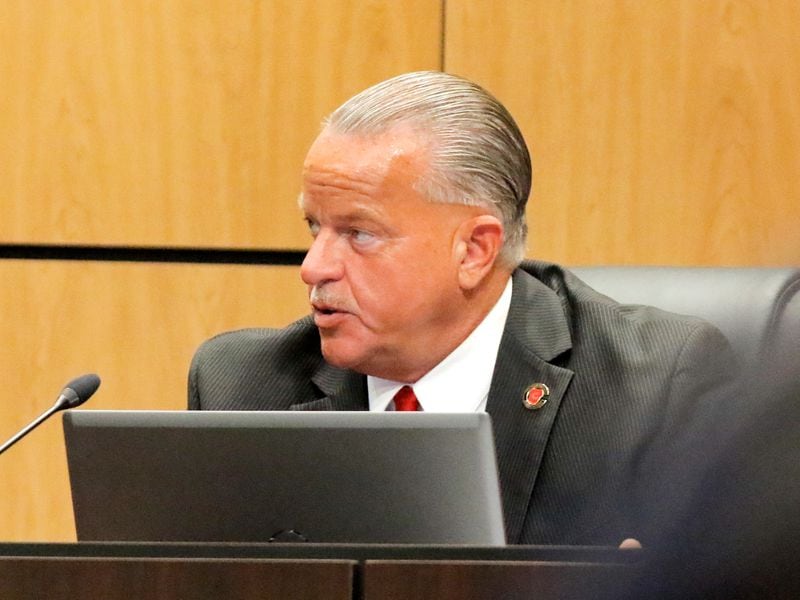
[302,126,433,192]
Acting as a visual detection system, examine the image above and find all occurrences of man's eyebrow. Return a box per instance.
[338,204,385,222]
[298,192,385,220]
[298,178,380,210]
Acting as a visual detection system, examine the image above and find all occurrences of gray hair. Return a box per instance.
[324,71,531,268]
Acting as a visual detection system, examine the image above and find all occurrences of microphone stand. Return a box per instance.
[0,400,64,457]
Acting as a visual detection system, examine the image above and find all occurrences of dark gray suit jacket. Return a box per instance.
[188,260,734,545]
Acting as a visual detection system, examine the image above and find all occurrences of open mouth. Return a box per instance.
[312,305,348,327]
[312,303,342,316]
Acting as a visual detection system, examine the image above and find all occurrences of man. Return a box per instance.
[189,71,733,545]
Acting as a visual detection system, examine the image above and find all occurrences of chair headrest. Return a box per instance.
[570,266,800,370]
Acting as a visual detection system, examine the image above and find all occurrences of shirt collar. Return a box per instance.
[368,278,513,412]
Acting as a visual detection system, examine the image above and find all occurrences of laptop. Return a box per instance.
[63,410,506,545]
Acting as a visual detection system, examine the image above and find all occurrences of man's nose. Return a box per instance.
[300,231,344,286]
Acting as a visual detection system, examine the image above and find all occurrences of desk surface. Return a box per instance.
[0,541,639,563]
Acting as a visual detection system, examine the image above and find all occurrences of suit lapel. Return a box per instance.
[487,268,574,543]
[291,361,368,411]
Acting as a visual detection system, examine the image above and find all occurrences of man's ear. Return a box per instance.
[454,215,504,290]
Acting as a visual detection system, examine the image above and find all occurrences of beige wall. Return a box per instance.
[0,1,797,541]
[0,0,441,248]
[445,0,800,266]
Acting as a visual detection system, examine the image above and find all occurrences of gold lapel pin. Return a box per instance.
[523,383,550,410]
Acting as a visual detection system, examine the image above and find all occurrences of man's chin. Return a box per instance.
[319,340,370,373]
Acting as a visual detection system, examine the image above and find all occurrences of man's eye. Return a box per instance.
[350,229,375,245]
[305,219,320,237]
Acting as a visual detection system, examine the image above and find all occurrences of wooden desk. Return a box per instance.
[0,543,640,600]
[0,556,354,600]
[363,560,630,600]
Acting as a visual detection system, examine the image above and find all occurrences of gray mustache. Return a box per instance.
[310,287,354,313]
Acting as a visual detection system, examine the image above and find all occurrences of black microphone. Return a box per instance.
[0,374,101,457]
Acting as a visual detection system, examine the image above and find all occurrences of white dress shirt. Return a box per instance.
[368,279,513,412]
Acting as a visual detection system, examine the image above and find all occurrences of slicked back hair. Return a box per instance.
[324,71,531,268]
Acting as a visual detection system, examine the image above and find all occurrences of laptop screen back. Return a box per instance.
[63,410,506,545]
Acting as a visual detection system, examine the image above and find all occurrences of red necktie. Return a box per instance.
[393,385,420,411]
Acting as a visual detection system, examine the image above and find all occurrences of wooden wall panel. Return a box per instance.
[445,1,800,266]
[0,0,441,249]
[0,261,308,541]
